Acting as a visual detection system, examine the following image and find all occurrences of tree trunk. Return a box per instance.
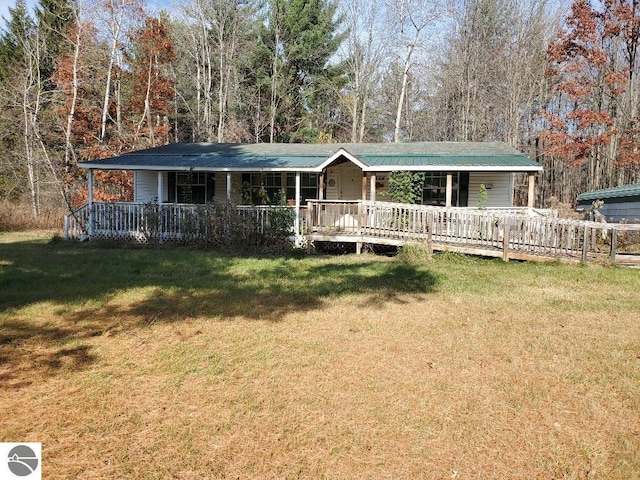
[64,24,81,171]
[394,43,415,143]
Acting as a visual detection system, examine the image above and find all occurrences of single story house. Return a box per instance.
[78,141,542,210]
[577,184,640,223]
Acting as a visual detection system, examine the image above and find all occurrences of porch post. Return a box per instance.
[445,173,453,207]
[318,173,324,200]
[87,168,94,237]
[157,171,163,203]
[527,173,535,209]
[226,173,232,199]
[295,171,301,239]
[370,173,376,201]
[361,173,367,200]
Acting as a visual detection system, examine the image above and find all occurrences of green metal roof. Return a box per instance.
[78,142,542,172]
[359,154,537,168]
[577,184,640,202]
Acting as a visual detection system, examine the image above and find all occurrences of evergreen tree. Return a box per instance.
[0,0,34,83]
[258,0,346,142]
[35,0,74,87]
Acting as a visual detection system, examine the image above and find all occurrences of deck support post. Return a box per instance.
[527,174,535,209]
[88,168,94,238]
[582,226,589,263]
[356,242,362,254]
[502,218,510,261]
[370,173,376,201]
[226,173,232,199]
[446,174,453,207]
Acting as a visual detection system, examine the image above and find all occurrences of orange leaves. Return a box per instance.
[617,120,640,166]
[543,0,640,170]
[556,79,592,99]
[604,70,628,95]
[566,109,614,128]
[126,16,176,117]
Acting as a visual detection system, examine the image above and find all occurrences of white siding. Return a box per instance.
[134,171,166,202]
[467,172,513,208]
[325,167,340,199]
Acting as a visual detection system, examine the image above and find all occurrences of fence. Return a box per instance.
[305,200,640,264]
[65,202,300,243]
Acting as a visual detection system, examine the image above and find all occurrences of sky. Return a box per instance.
[0,0,173,32]
[0,0,21,27]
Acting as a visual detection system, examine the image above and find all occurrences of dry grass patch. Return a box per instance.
[1,232,639,479]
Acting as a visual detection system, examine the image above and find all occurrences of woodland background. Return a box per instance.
[1,0,640,223]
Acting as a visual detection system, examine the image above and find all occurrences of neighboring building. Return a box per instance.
[78,141,542,209]
[577,184,640,223]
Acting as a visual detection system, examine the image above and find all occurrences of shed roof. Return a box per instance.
[577,184,640,202]
[78,141,543,173]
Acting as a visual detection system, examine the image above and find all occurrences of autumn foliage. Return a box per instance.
[543,0,640,181]
[51,14,175,207]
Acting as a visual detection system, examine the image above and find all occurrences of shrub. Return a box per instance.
[396,243,432,263]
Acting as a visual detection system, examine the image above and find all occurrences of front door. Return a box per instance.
[339,167,362,200]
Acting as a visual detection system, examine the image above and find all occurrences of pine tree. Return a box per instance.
[0,0,34,83]
[258,0,346,142]
[35,0,74,87]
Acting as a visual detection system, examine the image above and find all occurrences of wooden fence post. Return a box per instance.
[502,218,510,262]
[427,210,433,254]
[610,227,617,264]
[582,226,589,264]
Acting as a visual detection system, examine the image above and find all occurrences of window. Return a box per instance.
[242,173,283,204]
[286,173,319,204]
[422,173,458,206]
[168,172,215,204]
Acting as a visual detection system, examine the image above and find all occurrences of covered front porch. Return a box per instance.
[70,141,544,243]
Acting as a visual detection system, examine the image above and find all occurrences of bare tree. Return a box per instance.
[13,20,62,217]
[179,0,250,143]
[339,0,387,142]
[386,0,440,143]
[94,0,144,144]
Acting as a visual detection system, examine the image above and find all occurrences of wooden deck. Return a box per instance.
[305,200,640,265]
[64,200,640,265]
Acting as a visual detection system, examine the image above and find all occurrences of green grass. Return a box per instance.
[1,232,640,479]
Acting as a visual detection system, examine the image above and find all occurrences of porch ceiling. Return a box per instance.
[77,141,543,173]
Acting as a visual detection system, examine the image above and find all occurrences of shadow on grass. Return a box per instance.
[0,238,439,386]
[0,319,98,389]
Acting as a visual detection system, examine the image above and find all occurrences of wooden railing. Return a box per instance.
[65,200,640,264]
[65,202,302,242]
[306,200,640,263]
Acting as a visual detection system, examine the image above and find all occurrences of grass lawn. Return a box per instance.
[1,231,639,479]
